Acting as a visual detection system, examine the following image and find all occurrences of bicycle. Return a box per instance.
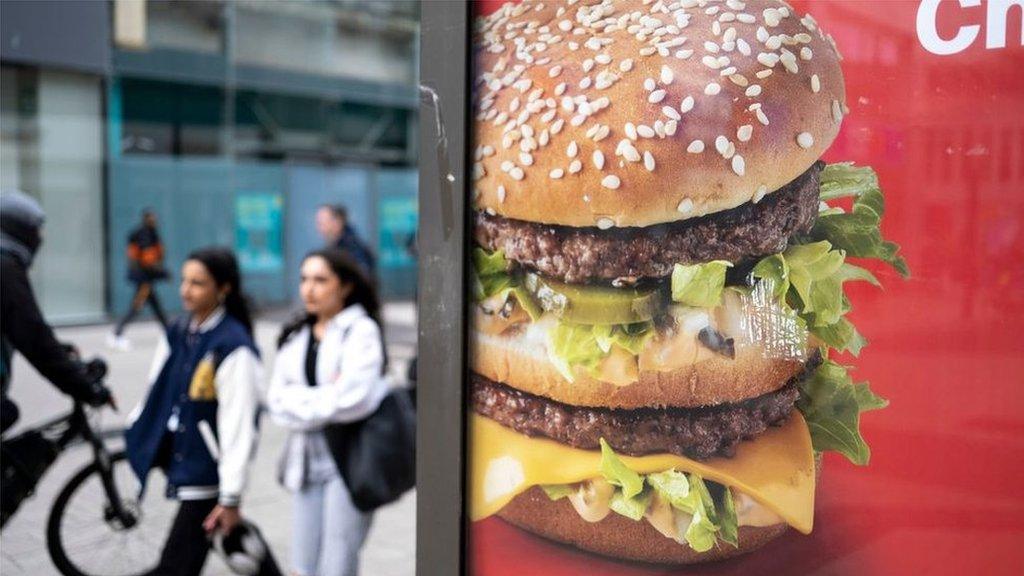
[1,364,174,576]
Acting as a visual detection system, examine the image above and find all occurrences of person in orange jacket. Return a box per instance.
[108,209,169,350]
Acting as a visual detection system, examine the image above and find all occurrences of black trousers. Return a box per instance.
[115,281,169,336]
[149,498,282,576]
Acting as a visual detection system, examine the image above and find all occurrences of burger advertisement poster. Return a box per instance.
[460,0,1024,574]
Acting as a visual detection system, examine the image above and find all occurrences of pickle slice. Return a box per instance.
[524,272,663,325]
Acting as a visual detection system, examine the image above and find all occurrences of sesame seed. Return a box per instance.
[539,130,550,145]
[745,84,762,97]
[680,95,695,113]
[832,99,843,123]
[519,152,534,166]
[737,124,753,142]
[601,175,621,190]
[555,82,567,96]
[729,73,749,86]
[753,184,768,203]
[704,41,720,53]
[549,65,562,78]
[737,13,756,24]
[643,151,656,171]
[500,160,514,173]
[497,185,506,203]
[687,140,705,153]
[654,120,666,138]
[570,114,587,127]
[579,77,592,89]
[640,46,657,56]
[569,159,582,174]
[756,26,770,42]
[551,119,565,134]
[621,143,641,162]
[595,53,612,64]
[625,122,638,140]
[811,74,821,93]
[665,120,678,136]
[660,65,674,84]
[731,154,745,176]
[797,132,814,148]
[757,52,779,67]
[662,106,681,120]
[593,150,605,169]
[558,19,572,32]
[597,217,615,229]
[705,82,722,95]
[567,141,579,157]
[648,89,667,103]
[619,58,634,72]
[510,167,525,181]
[703,55,723,69]
[637,125,656,138]
[677,198,694,214]
[715,135,730,155]
[644,78,657,91]
[756,108,769,125]
[482,145,495,157]
[801,47,813,60]
[549,168,564,179]
[720,66,738,77]
[756,69,773,79]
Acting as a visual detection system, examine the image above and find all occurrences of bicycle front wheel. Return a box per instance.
[46,451,175,576]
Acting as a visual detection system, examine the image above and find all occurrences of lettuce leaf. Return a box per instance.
[752,242,879,355]
[546,322,606,381]
[645,470,721,552]
[610,488,652,521]
[541,484,574,501]
[797,359,889,465]
[593,322,654,355]
[811,163,910,277]
[599,438,644,499]
[717,487,739,548]
[471,249,542,320]
[671,261,733,307]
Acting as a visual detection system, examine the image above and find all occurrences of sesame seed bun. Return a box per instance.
[471,326,810,409]
[473,0,845,228]
[498,486,789,564]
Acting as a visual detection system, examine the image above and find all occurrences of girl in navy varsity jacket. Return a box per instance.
[125,248,279,576]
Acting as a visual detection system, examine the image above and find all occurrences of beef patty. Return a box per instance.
[470,354,820,460]
[474,162,822,284]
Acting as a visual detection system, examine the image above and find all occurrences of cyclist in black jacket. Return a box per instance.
[1,191,114,433]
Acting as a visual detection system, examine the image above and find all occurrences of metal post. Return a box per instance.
[416,2,471,575]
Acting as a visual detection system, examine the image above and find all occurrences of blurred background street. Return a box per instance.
[0,304,416,575]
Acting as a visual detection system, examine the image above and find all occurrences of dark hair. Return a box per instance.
[186,247,254,336]
[319,204,348,223]
[277,248,387,371]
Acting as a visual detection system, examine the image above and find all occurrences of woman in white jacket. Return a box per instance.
[267,249,389,576]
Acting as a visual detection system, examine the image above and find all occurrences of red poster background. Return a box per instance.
[468,1,1024,574]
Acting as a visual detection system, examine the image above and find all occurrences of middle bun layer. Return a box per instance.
[471,322,811,409]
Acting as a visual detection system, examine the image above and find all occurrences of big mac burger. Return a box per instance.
[468,0,908,564]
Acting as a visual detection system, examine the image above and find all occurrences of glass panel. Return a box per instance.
[0,66,105,323]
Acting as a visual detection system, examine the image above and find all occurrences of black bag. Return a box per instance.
[1,429,60,528]
[323,387,416,512]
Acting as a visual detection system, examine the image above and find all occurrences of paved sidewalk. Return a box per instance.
[0,303,417,576]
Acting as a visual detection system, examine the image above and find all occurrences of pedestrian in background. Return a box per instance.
[315,205,376,278]
[124,247,280,576]
[108,209,170,351]
[268,249,389,576]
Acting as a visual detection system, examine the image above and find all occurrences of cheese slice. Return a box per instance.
[469,412,816,534]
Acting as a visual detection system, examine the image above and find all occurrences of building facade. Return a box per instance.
[1,0,419,324]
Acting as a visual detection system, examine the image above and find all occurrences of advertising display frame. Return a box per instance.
[416,3,472,576]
